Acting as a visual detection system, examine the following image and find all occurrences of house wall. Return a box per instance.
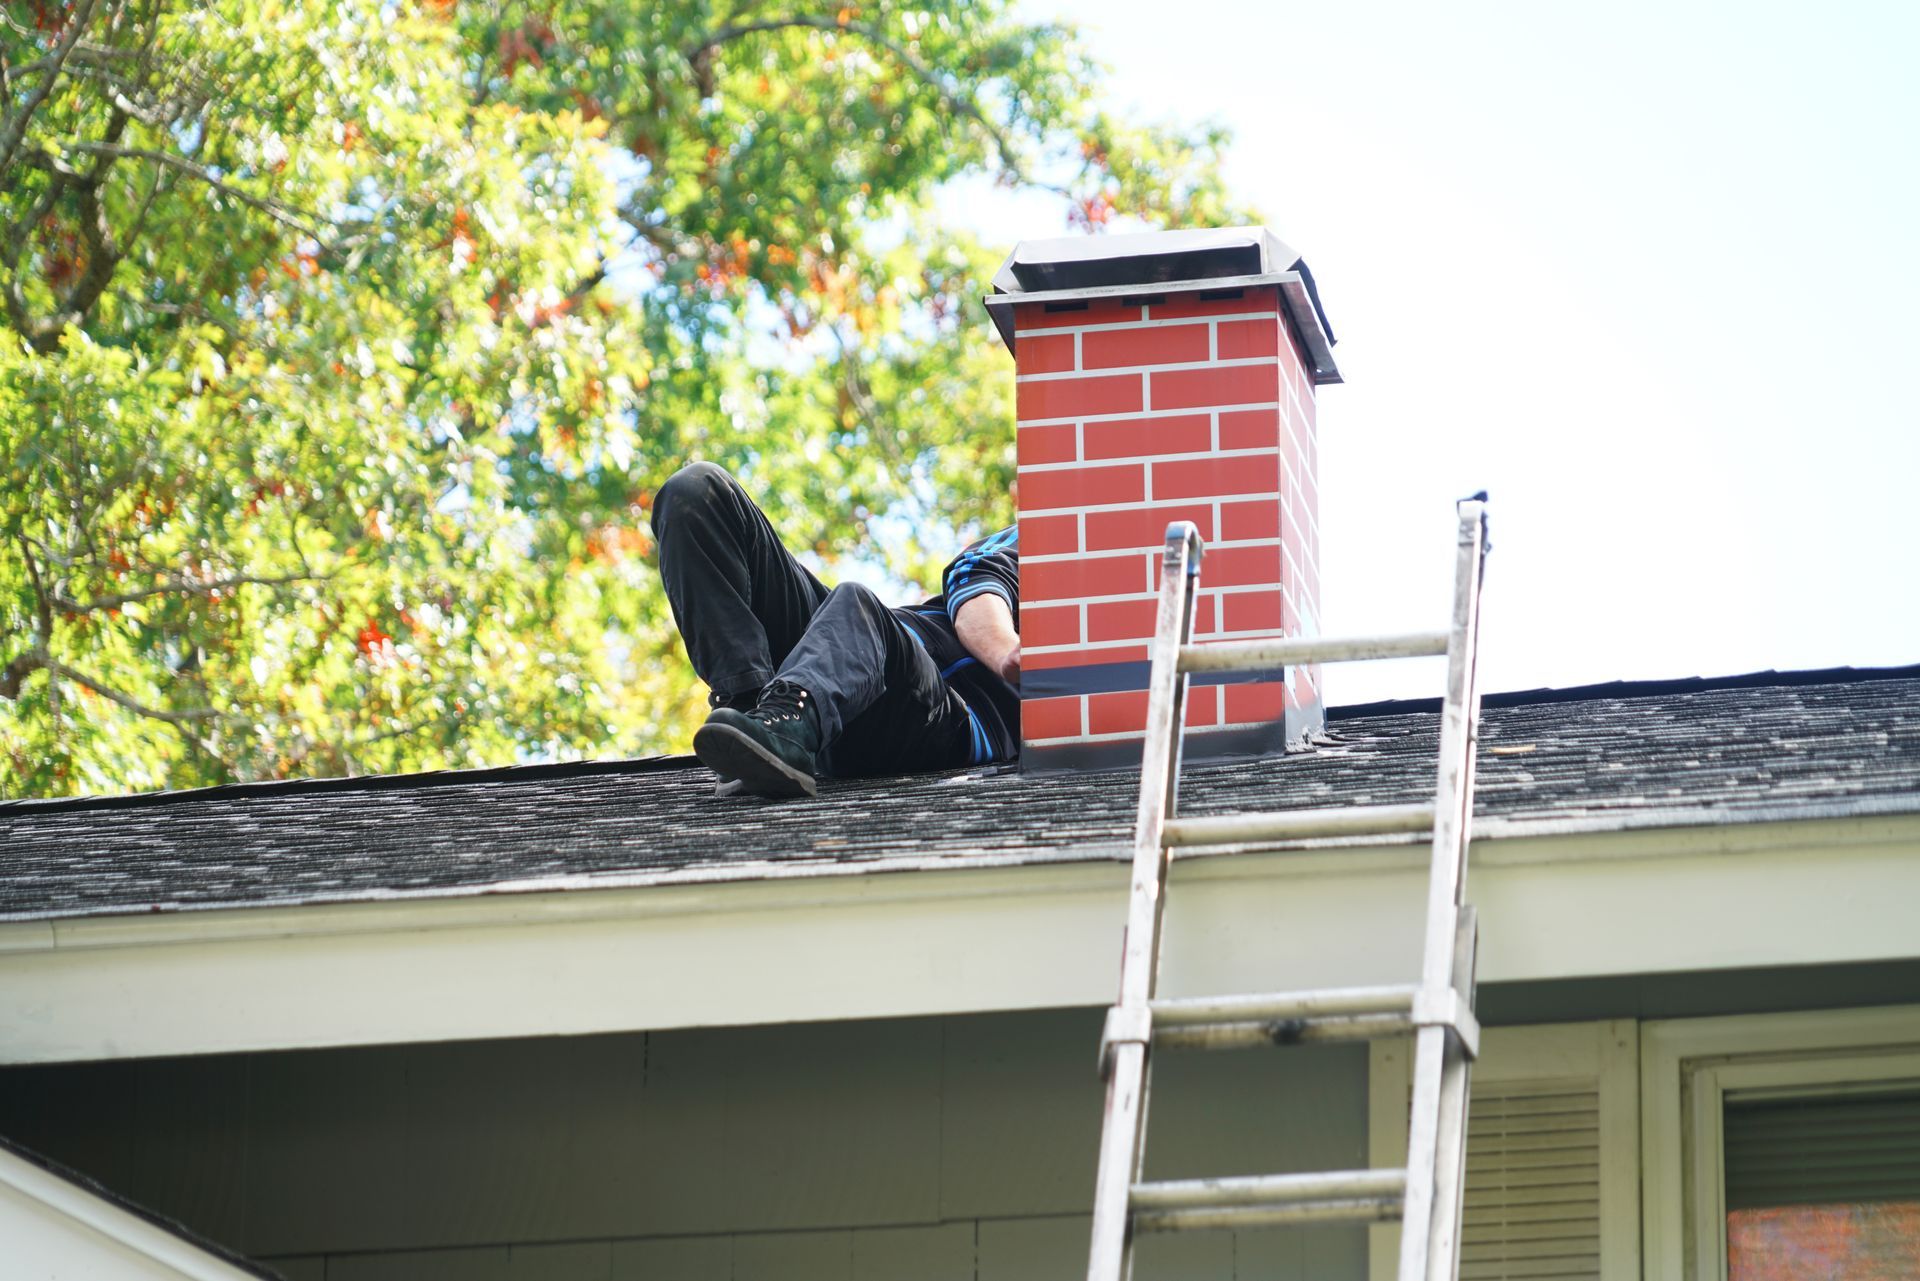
[12,998,1920,1280]
[0,1008,1370,1281]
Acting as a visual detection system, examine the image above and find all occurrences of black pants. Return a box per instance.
[651,462,980,777]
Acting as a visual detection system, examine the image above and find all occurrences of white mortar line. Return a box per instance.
[1015,310,1279,338]
[1018,401,1282,429]
[1021,490,1281,518]
[1018,355,1276,384]
[1018,445,1283,474]
[1025,613,1289,652]
[1025,537,1283,565]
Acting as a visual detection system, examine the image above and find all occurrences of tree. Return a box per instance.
[0,0,1248,798]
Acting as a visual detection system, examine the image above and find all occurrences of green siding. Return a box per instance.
[0,1009,1367,1280]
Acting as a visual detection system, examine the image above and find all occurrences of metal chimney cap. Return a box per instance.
[990,225,1295,296]
[985,226,1339,385]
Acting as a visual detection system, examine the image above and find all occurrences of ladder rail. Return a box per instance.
[1085,521,1203,1281]
[1397,499,1490,1281]
[1428,908,1479,1281]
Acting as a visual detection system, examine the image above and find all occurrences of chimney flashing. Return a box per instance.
[985,270,1341,385]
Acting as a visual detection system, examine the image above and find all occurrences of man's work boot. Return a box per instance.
[694,680,822,798]
[705,688,764,793]
[708,685,762,713]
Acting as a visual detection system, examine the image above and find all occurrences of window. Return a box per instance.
[1643,1007,1920,1280]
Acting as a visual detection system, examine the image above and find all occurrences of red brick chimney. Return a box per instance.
[986,227,1339,772]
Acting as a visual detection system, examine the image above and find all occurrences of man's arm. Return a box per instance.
[955,594,1020,685]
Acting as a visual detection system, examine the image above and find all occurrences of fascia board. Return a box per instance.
[3,813,1919,1066]
[0,1145,268,1280]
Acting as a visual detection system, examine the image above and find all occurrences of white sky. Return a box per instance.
[984,0,1920,704]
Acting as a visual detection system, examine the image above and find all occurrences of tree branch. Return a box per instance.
[0,648,46,701]
[1,152,70,341]
[14,536,58,715]
[6,42,145,79]
[685,15,1033,185]
[0,0,103,177]
[52,570,326,614]
[60,140,334,240]
[827,319,905,467]
[615,209,679,258]
[566,259,609,306]
[15,536,55,651]
[42,658,220,723]
[0,644,225,768]
[20,148,132,345]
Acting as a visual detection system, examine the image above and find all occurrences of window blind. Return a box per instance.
[1460,1079,1603,1281]
[1724,1090,1920,1210]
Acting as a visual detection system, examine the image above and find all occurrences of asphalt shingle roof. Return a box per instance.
[2,668,1916,924]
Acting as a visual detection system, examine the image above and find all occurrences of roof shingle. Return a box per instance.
[2,669,1916,923]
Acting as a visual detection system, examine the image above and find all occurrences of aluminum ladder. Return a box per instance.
[1085,497,1491,1281]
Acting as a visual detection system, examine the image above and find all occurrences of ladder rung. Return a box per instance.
[1177,630,1448,674]
[1156,1014,1410,1050]
[1131,1170,1407,1233]
[1162,801,1434,847]
[1147,984,1480,1055]
[1133,1168,1406,1209]
[1136,1198,1405,1232]
[1151,984,1417,1026]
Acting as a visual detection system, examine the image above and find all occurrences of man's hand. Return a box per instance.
[954,594,1021,686]
[997,642,1021,684]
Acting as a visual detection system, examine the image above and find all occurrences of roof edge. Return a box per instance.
[1329,661,1920,721]
[0,753,699,816]
[8,795,1920,932]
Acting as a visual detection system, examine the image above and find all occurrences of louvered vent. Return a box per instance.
[1460,1078,1602,1281]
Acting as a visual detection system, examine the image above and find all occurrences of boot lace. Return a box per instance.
[751,679,811,726]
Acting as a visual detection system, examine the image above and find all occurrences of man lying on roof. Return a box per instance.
[651,462,1020,798]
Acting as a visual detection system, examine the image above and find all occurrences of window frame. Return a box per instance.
[1641,1005,1920,1281]
[1368,1019,1640,1281]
